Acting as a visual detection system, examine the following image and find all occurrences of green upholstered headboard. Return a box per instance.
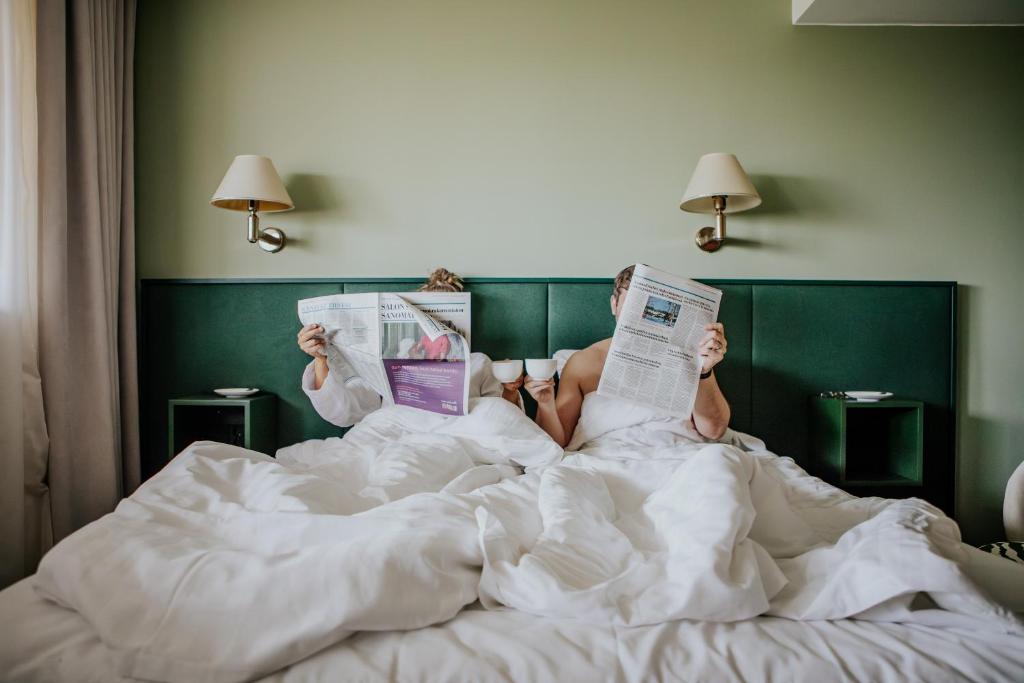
[139,278,956,512]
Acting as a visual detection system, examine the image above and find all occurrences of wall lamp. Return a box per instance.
[680,153,761,252]
[211,155,293,253]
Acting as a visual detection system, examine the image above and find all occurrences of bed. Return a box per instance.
[3,277,1021,682]
[1,413,1022,682]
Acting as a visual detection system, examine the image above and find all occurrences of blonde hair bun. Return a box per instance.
[420,267,465,292]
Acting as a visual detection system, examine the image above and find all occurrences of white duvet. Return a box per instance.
[33,395,1024,683]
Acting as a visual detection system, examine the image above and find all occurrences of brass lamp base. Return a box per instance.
[694,195,727,252]
[257,227,286,253]
[247,201,287,253]
[695,226,724,252]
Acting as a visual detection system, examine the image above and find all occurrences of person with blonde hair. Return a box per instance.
[297,268,523,427]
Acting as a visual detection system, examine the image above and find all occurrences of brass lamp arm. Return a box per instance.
[695,195,727,252]
[246,199,286,253]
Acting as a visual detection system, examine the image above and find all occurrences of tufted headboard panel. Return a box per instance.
[139,278,955,512]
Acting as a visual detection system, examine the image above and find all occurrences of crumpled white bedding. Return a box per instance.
[477,395,1021,629]
[31,395,1024,683]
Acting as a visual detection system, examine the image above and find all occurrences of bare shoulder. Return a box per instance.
[564,344,602,372]
[563,339,610,394]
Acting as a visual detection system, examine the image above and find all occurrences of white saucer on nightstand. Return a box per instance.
[213,387,260,398]
[844,391,893,402]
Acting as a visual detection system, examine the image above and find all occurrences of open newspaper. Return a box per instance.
[298,292,471,416]
[597,264,722,418]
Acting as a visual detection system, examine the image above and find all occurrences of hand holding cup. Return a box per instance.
[523,358,557,405]
[492,359,525,392]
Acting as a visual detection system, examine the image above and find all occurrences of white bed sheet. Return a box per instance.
[4,576,1023,683]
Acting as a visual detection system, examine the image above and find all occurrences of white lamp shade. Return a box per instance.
[211,155,294,212]
[680,153,761,214]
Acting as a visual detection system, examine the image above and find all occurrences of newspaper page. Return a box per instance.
[379,293,472,415]
[298,292,472,416]
[597,264,722,418]
[298,293,389,397]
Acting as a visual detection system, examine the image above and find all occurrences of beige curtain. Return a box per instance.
[0,0,51,590]
[35,0,139,545]
[1,0,137,589]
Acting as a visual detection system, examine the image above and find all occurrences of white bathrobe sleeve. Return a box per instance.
[301,360,383,428]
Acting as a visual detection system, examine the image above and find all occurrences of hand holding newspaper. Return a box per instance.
[298,292,472,416]
[597,264,723,418]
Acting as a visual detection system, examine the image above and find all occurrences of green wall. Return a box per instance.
[135,0,1024,543]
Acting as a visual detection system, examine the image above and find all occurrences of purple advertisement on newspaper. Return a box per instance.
[382,357,468,415]
[379,298,472,415]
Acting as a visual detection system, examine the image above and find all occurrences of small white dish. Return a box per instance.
[491,360,524,383]
[214,387,259,398]
[525,358,557,380]
[845,391,893,402]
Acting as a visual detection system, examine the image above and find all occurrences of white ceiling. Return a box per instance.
[793,0,1024,25]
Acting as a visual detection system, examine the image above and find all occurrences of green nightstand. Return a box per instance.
[811,398,924,488]
[168,394,277,458]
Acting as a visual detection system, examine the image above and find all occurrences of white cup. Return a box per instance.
[491,359,523,383]
[525,358,557,380]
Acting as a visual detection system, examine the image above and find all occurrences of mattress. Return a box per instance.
[4,577,1023,682]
